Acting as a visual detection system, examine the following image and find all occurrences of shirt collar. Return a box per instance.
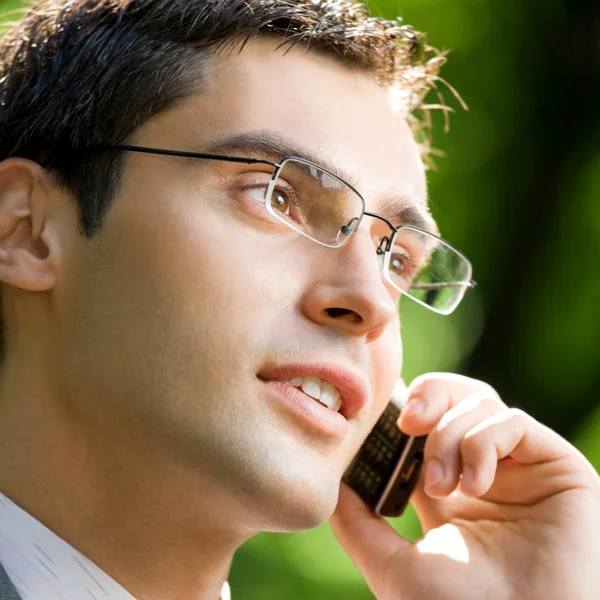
[0,491,230,600]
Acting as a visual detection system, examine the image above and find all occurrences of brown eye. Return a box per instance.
[271,190,290,215]
[390,255,407,276]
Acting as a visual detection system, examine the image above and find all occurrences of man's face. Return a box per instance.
[57,39,430,530]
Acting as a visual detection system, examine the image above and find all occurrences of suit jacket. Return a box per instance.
[0,562,21,600]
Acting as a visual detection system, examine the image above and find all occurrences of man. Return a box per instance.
[0,1,597,599]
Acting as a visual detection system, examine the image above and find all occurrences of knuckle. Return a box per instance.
[409,373,506,410]
[478,381,503,405]
[436,393,500,430]
[506,407,533,428]
[483,388,504,407]
[460,392,500,414]
[508,407,528,419]
[460,429,487,457]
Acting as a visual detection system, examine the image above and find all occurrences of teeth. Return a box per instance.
[288,376,342,412]
[331,390,342,412]
[301,376,321,400]
[320,381,336,409]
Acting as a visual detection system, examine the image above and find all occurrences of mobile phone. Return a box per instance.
[342,389,427,518]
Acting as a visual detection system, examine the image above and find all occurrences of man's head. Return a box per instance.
[0,0,444,532]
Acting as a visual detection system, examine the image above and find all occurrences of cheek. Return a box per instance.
[94,190,301,387]
[57,202,304,469]
[366,318,403,420]
[61,188,271,379]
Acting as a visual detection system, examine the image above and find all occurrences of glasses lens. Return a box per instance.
[266,158,364,247]
[383,226,472,315]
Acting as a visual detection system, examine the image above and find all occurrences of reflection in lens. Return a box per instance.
[273,158,364,247]
[385,226,471,314]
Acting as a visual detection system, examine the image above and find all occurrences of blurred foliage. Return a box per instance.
[0,0,598,598]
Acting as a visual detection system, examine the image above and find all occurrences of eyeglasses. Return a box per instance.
[97,143,476,315]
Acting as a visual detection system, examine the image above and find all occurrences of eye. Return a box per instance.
[390,253,409,276]
[388,249,418,290]
[270,189,290,215]
[244,186,292,216]
[245,186,270,203]
[237,178,302,226]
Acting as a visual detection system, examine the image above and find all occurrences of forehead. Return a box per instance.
[137,37,429,214]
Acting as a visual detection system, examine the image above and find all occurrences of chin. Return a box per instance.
[250,471,342,534]
[261,498,338,533]
[214,421,348,533]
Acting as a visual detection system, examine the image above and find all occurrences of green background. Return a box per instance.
[1,0,599,598]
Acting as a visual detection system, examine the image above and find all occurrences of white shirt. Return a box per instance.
[0,492,230,600]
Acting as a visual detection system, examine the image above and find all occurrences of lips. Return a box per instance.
[258,362,368,420]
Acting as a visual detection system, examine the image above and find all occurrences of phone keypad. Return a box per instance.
[377,402,404,445]
[343,402,406,505]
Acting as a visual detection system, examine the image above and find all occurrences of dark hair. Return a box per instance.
[0,0,445,357]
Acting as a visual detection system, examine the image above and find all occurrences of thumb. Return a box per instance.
[330,483,413,598]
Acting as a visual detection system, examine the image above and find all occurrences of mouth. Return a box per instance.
[287,376,342,412]
[257,362,368,421]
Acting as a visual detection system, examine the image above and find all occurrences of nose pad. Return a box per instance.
[339,216,361,239]
[376,236,389,255]
[375,236,389,271]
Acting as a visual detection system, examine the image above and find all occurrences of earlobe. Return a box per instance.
[0,158,56,292]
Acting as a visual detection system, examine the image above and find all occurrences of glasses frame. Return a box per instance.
[381,226,474,315]
[96,143,476,314]
[265,156,366,247]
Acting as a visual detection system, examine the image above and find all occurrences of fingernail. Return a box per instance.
[404,398,424,417]
[461,464,475,489]
[424,460,444,489]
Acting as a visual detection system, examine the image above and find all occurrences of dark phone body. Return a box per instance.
[343,399,427,517]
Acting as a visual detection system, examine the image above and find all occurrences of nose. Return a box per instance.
[300,229,398,342]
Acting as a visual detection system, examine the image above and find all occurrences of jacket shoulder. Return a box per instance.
[0,563,22,600]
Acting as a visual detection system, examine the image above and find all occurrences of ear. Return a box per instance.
[0,158,58,292]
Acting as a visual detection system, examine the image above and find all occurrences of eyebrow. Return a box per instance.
[376,195,439,235]
[200,130,438,234]
[202,130,356,183]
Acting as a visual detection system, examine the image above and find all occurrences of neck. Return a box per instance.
[0,359,252,600]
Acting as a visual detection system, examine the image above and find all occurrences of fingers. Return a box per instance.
[396,373,597,502]
[398,373,598,504]
[464,408,568,465]
[398,373,504,437]
[397,373,506,498]
[457,408,591,498]
[420,392,505,497]
[330,484,412,599]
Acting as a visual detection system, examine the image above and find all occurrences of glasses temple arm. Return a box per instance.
[410,280,477,290]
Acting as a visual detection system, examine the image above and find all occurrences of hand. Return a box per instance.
[330,373,600,600]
